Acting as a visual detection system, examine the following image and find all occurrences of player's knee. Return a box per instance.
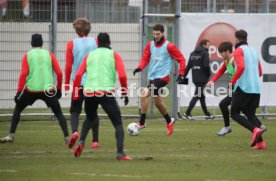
[230,111,238,119]
[140,88,150,97]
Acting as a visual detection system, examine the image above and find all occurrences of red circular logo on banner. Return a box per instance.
[196,22,237,60]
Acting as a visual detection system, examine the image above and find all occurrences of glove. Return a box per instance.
[121,95,129,106]
[14,92,22,104]
[133,68,141,76]
[56,90,62,99]
[176,75,188,85]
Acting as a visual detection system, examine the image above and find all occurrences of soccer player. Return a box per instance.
[64,17,100,149]
[230,29,266,149]
[133,24,186,136]
[0,34,69,144]
[207,42,266,136]
[72,32,131,160]
[182,39,214,120]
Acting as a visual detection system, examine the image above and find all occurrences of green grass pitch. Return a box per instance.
[0,118,276,181]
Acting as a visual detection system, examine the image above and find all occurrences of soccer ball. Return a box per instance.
[127,123,140,136]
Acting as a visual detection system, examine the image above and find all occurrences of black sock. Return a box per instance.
[79,119,92,144]
[139,113,146,125]
[115,125,124,156]
[56,114,69,137]
[163,113,171,124]
[92,116,99,142]
[70,112,79,133]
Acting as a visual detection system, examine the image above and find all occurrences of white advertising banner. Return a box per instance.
[179,13,276,107]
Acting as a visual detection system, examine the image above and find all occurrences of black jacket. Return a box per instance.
[183,45,211,83]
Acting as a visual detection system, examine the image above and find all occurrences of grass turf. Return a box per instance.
[0,118,276,181]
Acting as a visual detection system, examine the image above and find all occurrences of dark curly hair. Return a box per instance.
[97,32,111,48]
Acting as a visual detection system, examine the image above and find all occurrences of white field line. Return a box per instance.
[248,154,265,157]
[1,147,266,156]
[125,128,190,132]
[0,128,191,134]
[206,179,238,181]
[1,155,27,159]
[167,154,194,158]
[0,169,17,173]
[1,150,262,160]
[71,172,151,178]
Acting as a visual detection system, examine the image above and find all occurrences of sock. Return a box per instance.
[70,112,79,133]
[92,117,99,142]
[64,136,69,144]
[56,114,69,137]
[139,113,146,125]
[163,113,171,124]
[115,125,124,156]
[79,119,92,145]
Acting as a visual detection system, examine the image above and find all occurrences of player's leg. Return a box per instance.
[217,95,232,136]
[138,87,150,128]
[219,95,232,127]
[256,116,266,132]
[67,91,84,148]
[231,87,255,132]
[69,91,84,133]
[242,97,261,128]
[99,94,131,160]
[243,93,266,132]
[151,79,171,122]
[74,96,98,157]
[154,95,175,135]
[1,103,28,143]
[242,94,264,147]
[44,95,69,142]
[90,114,100,148]
[1,91,34,143]
[151,78,175,135]
[154,95,169,121]
[79,96,98,145]
[231,89,264,147]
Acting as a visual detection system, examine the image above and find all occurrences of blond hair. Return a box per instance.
[73,17,91,36]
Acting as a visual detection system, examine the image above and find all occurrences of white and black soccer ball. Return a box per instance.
[127,123,140,136]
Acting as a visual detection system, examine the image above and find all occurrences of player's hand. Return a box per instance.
[176,74,188,84]
[56,90,62,99]
[133,68,141,76]
[121,94,129,106]
[207,81,214,87]
[14,92,22,104]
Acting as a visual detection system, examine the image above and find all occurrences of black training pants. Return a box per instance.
[79,94,124,155]
[219,95,232,127]
[10,90,69,137]
[70,89,99,141]
[231,87,261,132]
